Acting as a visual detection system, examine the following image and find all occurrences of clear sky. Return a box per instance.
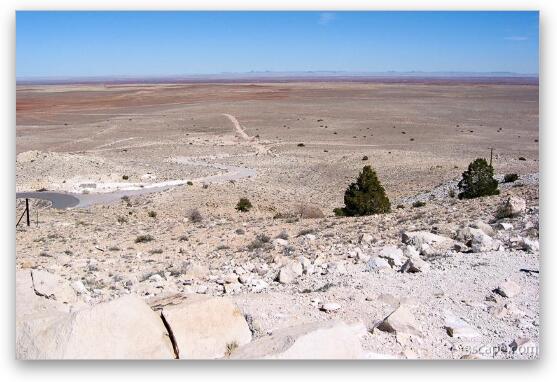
[16,11,539,78]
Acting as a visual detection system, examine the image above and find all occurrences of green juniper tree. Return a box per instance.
[335,165,391,216]
[457,158,499,199]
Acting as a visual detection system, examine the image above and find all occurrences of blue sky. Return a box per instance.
[16,11,539,78]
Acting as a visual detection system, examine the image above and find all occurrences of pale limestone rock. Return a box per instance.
[17,295,175,359]
[495,280,521,298]
[377,305,422,337]
[277,261,303,284]
[378,245,405,267]
[444,310,480,338]
[401,257,430,273]
[31,270,77,304]
[230,321,366,359]
[161,295,251,359]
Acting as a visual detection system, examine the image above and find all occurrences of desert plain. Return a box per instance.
[15,80,540,359]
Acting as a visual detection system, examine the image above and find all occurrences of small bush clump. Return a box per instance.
[334,165,391,216]
[187,181,194,186]
[236,198,253,212]
[457,158,499,199]
[362,155,369,161]
[412,201,426,208]
[148,210,157,218]
[503,173,519,183]
[188,208,203,223]
[247,234,270,251]
[135,234,154,243]
[122,175,129,180]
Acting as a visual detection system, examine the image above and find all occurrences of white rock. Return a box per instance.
[401,231,453,255]
[470,221,495,237]
[457,227,499,252]
[230,321,367,359]
[402,245,420,259]
[161,295,252,359]
[17,295,175,359]
[497,222,514,231]
[366,256,391,272]
[277,261,303,284]
[520,237,539,252]
[272,238,289,248]
[377,304,422,337]
[378,246,405,267]
[31,270,77,304]
[359,233,374,244]
[320,303,341,313]
[70,280,87,295]
[495,280,521,298]
[400,257,430,273]
[443,310,480,338]
[496,196,526,218]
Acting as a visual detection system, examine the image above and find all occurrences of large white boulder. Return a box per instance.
[401,231,453,255]
[230,321,367,359]
[377,304,422,337]
[16,295,175,359]
[161,295,251,359]
[456,227,500,252]
[277,261,303,284]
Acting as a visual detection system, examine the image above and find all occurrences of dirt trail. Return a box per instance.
[223,113,273,156]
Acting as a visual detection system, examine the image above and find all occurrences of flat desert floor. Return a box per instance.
[15,82,540,360]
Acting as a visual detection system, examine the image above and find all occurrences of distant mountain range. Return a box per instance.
[16,71,539,85]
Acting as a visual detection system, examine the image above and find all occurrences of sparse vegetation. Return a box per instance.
[412,200,426,208]
[149,248,163,254]
[188,208,203,223]
[122,175,129,180]
[247,234,270,251]
[187,181,194,186]
[334,165,391,216]
[296,204,325,219]
[297,143,305,147]
[362,155,369,161]
[236,198,253,212]
[275,230,289,240]
[148,210,157,218]
[117,216,128,224]
[225,341,239,357]
[457,158,499,199]
[135,234,154,243]
[504,173,519,183]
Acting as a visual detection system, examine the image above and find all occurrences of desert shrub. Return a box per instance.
[122,175,129,180]
[503,173,519,183]
[148,210,157,218]
[275,230,289,240]
[362,155,369,161]
[236,198,253,212]
[396,204,405,209]
[296,204,325,219]
[135,234,154,243]
[149,248,163,254]
[247,234,270,251]
[457,158,499,199]
[117,216,128,224]
[297,143,305,147]
[188,208,203,223]
[412,201,426,208]
[297,228,315,237]
[334,165,391,216]
[235,228,245,235]
[518,157,526,161]
[187,181,194,186]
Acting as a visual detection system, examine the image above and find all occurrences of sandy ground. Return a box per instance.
[15,82,539,359]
